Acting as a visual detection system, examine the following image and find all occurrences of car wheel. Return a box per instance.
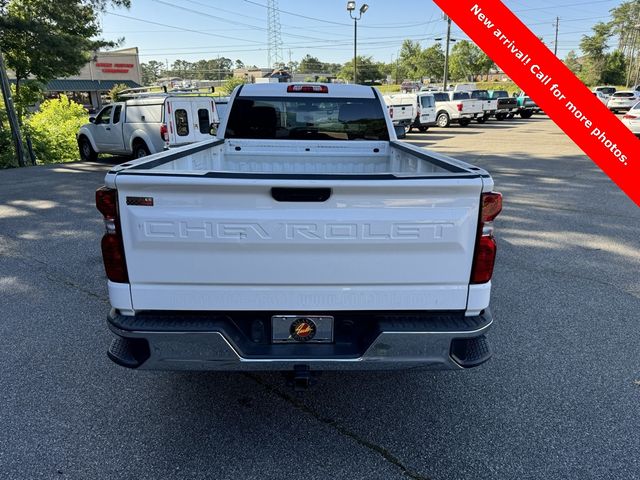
[78,137,97,162]
[418,126,429,132]
[495,113,506,121]
[476,115,487,124]
[459,119,471,127]
[436,112,450,128]
[520,110,533,119]
[507,113,515,119]
[132,141,150,159]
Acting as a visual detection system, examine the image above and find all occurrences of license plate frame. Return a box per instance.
[271,315,334,344]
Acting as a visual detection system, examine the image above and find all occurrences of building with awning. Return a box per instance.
[10,47,142,113]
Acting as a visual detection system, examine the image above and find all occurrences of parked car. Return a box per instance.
[488,90,517,120]
[594,86,617,100]
[432,91,483,127]
[514,92,540,119]
[621,102,640,137]
[77,94,218,161]
[400,80,421,93]
[469,89,498,123]
[96,82,501,380]
[383,92,436,132]
[607,91,640,113]
[592,90,609,105]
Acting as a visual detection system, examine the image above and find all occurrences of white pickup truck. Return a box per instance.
[77,95,218,160]
[383,92,437,133]
[96,83,501,384]
[432,91,483,127]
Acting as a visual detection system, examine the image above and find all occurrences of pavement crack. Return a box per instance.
[244,373,431,480]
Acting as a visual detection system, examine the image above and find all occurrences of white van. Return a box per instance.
[383,92,436,133]
[77,94,218,160]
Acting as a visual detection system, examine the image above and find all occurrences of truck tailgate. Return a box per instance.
[115,174,483,311]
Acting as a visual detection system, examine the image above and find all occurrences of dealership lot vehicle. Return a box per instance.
[383,92,436,132]
[594,85,617,100]
[607,91,640,113]
[593,90,609,104]
[77,94,218,161]
[469,89,498,123]
[514,92,540,118]
[488,89,518,119]
[98,83,501,375]
[621,102,640,137]
[432,91,483,127]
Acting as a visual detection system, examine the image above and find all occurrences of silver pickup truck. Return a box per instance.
[96,83,502,386]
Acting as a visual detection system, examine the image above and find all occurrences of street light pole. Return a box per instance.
[347,2,368,84]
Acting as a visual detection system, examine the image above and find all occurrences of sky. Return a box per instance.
[99,0,626,68]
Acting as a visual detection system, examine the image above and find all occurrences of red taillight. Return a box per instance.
[101,234,129,283]
[96,186,129,283]
[471,236,497,284]
[160,124,169,141]
[287,84,329,93]
[457,103,463,112]
[471,192,502,284]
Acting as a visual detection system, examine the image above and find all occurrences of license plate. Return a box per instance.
[271,315,334,343]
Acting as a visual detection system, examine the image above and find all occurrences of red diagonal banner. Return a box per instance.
[434,0,640,207]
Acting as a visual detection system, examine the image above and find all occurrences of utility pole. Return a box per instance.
[553,17,559,56]
[443,16,452,91]
[0,48,26,168]
[347,2,368,84]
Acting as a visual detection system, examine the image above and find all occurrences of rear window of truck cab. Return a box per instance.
[225,96,389,141]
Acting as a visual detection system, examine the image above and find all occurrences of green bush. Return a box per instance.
[25,95,88,164]
[109,83,131,103]
[222,77,246,94]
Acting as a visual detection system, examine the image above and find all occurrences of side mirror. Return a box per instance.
[394,125,406,139]
[209,122,219,136]
[89,117,96,123]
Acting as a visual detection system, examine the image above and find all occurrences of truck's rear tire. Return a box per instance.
[132,141,150,159]
[459,119,471,127]
[436,112,450,128]
[78,137,97,162]
[519,110,533,119]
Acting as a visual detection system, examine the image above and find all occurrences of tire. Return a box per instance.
[476,115,487,124]
[418,126,429,132]
[459,118,471,127]
[507,113,515,119]
[132,141,150,159]
[495,113,506,121]
[520,110,533,119]
[436,112,450,128]
[78,137,97,162]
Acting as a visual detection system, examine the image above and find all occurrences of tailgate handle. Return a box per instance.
[271,187,331,202]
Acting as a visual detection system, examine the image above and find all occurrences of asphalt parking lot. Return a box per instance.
[1,115,639,480]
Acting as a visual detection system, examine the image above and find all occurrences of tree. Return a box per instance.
[298,55,323,74]
[0,0,129,101]
[399,39,423,79]
[602,50,627,85]
[449,40,485,81]
[337,56,383,83]
[234,59,245,70]
[108,83,130,102]
[564,50,582,74]
[140,60,163,85]
[421,44,445,81]
[579,22,613,85]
